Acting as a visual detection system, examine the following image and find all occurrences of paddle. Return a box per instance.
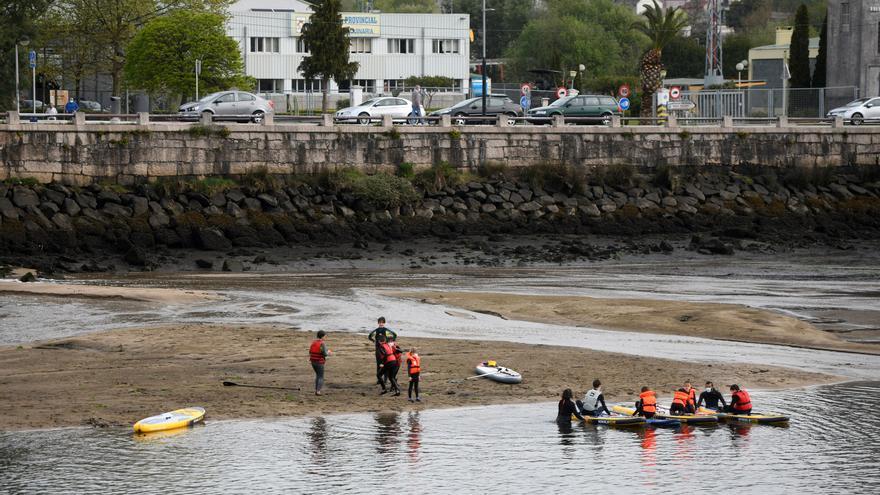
[222,381,300,391]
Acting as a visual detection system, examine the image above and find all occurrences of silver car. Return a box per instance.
[335,96,422,124]
[827,97,880,125]
[179,91,274,123]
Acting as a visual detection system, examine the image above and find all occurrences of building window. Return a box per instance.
[291,79,321,92]
[349,79,375,92]
[258,79,284,93]
[841,2,850,30]
[350,38,372,53]
[432,39,459,54]
[250,37,279,53]
[387,39,415,54]
[384,79,405,92]
[295,38,310,54]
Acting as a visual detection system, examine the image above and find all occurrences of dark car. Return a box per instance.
[430,95,523,125]
[527,94,621,124]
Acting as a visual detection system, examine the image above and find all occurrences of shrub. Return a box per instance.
[240,166,281,193]
[188,124,230,138]
[193,177,238,196]
[414,161,463,192]
[477,161,509,179]
[518,162,586,194]
[652,165,674,189]
[3,177,40,186]
[449,129,461,139]
[397,162,415,179]
[592,163,634,189]
[350,173,420,208]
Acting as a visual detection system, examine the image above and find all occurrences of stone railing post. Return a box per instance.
[137,112,149,125]
[74,111,86,127]
[552,114,565,127]
[6,111,20,125]
[201,112,213,125]
[440,115,451,127]
[721,115,733,128]
[262,112,274,125]
[665,115,678,128]
[382,114,393,127]
[832,116,844,128]
[496,114,509,127]
[322,114,334,127]
[611,115,621,128]
[776,116,788,128]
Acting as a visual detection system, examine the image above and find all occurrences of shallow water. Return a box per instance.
[1,382,878,493]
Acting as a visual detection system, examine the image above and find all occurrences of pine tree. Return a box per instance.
[298,0,359,113]
[788,4,811,89]
[811,13,827,88]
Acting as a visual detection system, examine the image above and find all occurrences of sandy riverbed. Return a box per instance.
[390,291,880,354]
[0,280,222,304]
[0,324,837,430]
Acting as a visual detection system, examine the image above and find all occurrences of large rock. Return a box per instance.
[519,201,541,212]
[222,259,244,272]
[51,213,74,231]
[102,203,132,217]
[257,193,279,208]
[42,189,66,206]
[685,184,705,201]
[579,204,601,217]
[131,197,149,216]
[197,227,232,251]
[97,190,121,204]
[0,198,21,220]
[12,187,40,208]
[74,192,97,209]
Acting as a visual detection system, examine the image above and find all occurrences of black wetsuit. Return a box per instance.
[369,326,397,385]
[697,389,727,410]
[558,398,585,423]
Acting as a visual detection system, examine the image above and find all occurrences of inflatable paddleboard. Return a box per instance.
[613,405,718,424]
[474,363,522,384]
[573,414,646,427]
[133,407,206,433]
[699,407,789,424]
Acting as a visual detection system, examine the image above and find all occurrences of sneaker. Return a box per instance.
[408,398,414,403]
[415,397,421,402]
[315,391,322,396]
[380,389,388,395]
[393,392,401,397]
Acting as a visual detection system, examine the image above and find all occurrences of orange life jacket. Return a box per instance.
[407,353,421,374]
[639,391,657,413]
[381,342,397,364]
[309,339,325,364]
[672,390,689,406]
[732,390,752,411]
[686,386,697,407]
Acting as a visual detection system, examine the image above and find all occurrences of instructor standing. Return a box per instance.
[309,330,331,396]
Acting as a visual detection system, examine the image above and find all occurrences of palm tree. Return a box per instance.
[633,0,689,118]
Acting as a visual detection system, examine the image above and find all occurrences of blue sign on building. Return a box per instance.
[28,50,36,68]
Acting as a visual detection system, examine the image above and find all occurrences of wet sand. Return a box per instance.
[0,324,837,430]
[392,291,880,355]
[0,280,222,304]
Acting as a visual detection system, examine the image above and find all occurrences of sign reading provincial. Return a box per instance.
[293,13,381,38]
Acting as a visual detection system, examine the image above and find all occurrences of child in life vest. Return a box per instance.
[406,347,421,402]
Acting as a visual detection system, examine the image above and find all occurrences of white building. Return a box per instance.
[226,1,471,96]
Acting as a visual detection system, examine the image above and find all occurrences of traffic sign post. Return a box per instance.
[618,84,630,98]
[520,94,531,112]
[618,97,630,112]
[670,86,681,100]
[195,59,202,100]
[556,87,568,99]
[29,50,36,116]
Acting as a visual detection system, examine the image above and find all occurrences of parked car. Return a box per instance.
[826,97,880,125]
[527,94,621,124]
[430,95,523,125]
[19,100,45,112]
[78,100,104,113]
[179,91,274,123]
[335,97,422,124]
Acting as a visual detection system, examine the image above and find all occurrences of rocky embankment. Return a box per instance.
[1,167,879,272]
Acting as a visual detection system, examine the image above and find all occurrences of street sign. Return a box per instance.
[195,59,202,76]
[667,100,695,111]
[520,95,530,112]
[618,97,630,111]
[521,83,530,95]
[670,86,681,99]
[556,87,568,99]
[28,50,36,69]
[618,84,630,98]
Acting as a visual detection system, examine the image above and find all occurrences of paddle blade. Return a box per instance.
[222,381,238,387]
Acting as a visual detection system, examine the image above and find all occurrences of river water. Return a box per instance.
[1,248,879,492]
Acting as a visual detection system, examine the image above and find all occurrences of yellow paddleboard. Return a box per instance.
[133,407,206,433]
[572,414,646,427]
[613,405,718,424]
[698,407,789,424]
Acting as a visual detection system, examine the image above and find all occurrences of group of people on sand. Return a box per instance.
[308,316,422,402]
[558,379,753,422]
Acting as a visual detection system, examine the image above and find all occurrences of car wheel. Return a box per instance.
[453,113,467,126]
[505,112,518,126]
[850,112,864,125]
[358,112,371,125]
[251,111,265,124]
[600,113,613,126]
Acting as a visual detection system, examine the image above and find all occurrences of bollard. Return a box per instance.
[776,116,788,128]
[6,111,20,125]
[722,115,733,128]
[74,111,86,127]
[552,114,565,127]
[137,112,149,125]
[200,112,213,125]
[611,115,621,128]
[441,114,451,127]
[382,114,393,127]
[262,112,274,125]
[832,116,844,128]
[496,114,509,127]
[322,114,334,127]
[665,115,678,128]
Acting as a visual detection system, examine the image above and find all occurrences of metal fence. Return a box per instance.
[673,86,860,119]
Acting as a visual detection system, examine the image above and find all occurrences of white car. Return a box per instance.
[335,96,424,124]
[827,97,880,125]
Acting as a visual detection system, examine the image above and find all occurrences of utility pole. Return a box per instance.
[31,50,37,113]
[195,59,202,101]
[704,0,724,87]
[481,0,487,116]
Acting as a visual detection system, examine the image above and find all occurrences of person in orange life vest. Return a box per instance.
[670,388,691,415]
[406,347,421,402]
[391,339,403,385]
[376,335,400,396]
[633,386,658,419]
[309,330,332,396]
[683,381,698,413]
[724,384,752,415]
[369,316,398,387]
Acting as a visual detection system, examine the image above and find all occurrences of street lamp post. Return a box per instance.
[14,38,29,113]
[481,0,487,116]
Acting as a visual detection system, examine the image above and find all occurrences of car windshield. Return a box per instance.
[845,98,871,107]
[199,92,223,102]
[549,96,575,107]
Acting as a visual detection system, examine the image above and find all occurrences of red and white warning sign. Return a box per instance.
[618,84,630,98]
[556,87,568,99]
[670,86,681,99]
[521,83,531,95]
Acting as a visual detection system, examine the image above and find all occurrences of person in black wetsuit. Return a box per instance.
[557,388,585,423]
[696,381,728,410]
[368,317,397,387]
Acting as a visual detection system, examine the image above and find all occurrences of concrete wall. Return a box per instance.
[828,0,880,96]
[0,121,877,185]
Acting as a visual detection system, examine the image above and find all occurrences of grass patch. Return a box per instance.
[414,161,465,192]
[591,163,634,189]
[677,130,691,140]
[384,127,401,140]
[322,168,420,208]
[449,129,461,139]
[397,162,415,180]
[240,166,281,193]
[477,161,509,179]
[188,124,231,139]
[517,162,587,194]
[2,177,40,186]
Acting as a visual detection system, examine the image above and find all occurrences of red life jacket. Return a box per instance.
[639,391,657,413]
[686,386,697,407]
[672,390,689,406]
[732,390,752,411]
[407,353,421,374]
[381,342,397,364]
[309,339,325,364]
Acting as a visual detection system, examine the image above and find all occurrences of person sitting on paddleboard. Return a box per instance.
[697,381,727,411]
[558,388,585,423]
[577,379,611,417]
[684,381,698,413]
[369,317,397,387]
[724,384,752,415]
[670,388,691,415]
[633,386,657,419]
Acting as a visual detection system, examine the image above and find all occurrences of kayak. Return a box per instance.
[699,407,790,424]
[572,414,646,427]
[474,363,522,384]
[133,406,206,433]
[646,418,681,428]
[613,405,718,424]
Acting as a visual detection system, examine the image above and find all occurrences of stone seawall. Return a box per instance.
[1,123,880,185]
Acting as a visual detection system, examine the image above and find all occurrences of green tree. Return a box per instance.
[0,0,51,110]
[124,10,251,103]
[633,0,688,117]
[373,0,437,12]
[661,36,704,78]
[788,4,811,88]
[299,0,360,113]
[811,13,826,87]
[721,33,754,78]
[458,0,537,60]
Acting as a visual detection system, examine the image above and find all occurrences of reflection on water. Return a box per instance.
[2,383,878,493]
